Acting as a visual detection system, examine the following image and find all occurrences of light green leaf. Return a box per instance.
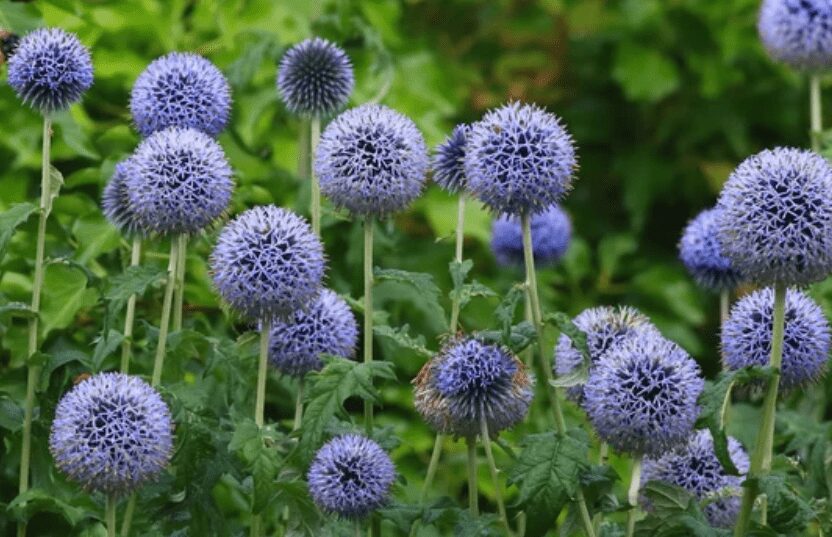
[40,264,97,336]
[0,203,36,263]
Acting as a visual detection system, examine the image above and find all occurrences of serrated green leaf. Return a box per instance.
[7,487,88,526]
[476,320,537,353]
[494,284,527,345]
[454,510,501,537]
[0,398,23,432]
[90,329,124,372]
[374,268,447,329]
[374,324,432,358]
[105,264,166,308]
[0,302,36,320]
[44,165,64,219]
[449,259,497,312]
[40,264,97,336]
[0,203,37,263]
[757,475,814,534]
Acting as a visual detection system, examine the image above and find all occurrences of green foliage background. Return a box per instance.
[0,0,830,535]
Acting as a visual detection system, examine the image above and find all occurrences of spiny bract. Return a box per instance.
[277,37,354,116]
[49,372,173,495]
[7,28,93,113]
[315,104,429,217]
[211,205,325,320]
[717,147,832,285]
[102,158,145,237]
[678,207,743,292]
[307,434,395,519]
[465,102,577,216]
[490,204,572,267]
[583,331,704,456]
[722,287,831,391]
[432,124,470,193]
[268,288,358,377]
[758,0,832,71]
[130,52,232,137]
[124,127,233,236]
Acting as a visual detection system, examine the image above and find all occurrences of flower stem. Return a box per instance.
[172,234,188,332]
[120,237,142,374]
[720,289,730,327]
[106,495,117,537]
[592,442,610,533]
[292,378,304,431]
[466,436,479,516]
[256,318,271,428]
[811,73,822,153]
[310,117,321,236]
[119,495,136,537]
[419,434,444,503]
[448,195,466,333]
[733,282,786,536]
[523,288,534,369]
[151,238,180,387]
[625,455,643,537]
[521,213,596,537]
[18,117,53,537]
[480,418,512,536]
[363,217,374,435]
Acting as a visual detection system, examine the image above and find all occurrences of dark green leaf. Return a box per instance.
[104,264,167,308]
[373,324,432,358]
[0,202,36,263]
[374,268,447,329]
[757,475,814,534]
[0,398,23,432]
[494,284,527,345]
[0,302,36,320]
[449,259,497,311]
[7,488,88,526]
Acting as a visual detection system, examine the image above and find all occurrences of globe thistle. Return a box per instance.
[554,305,660,401]
[269,289,358,377]
[432,124,469,193]
[465,102,577,216]
[7,28,93,113]
[642,430,749,528]
[722,287,831,391]
[758,0,832,71]
[583,332,704,456]
[414,337,533,437]
[307,434,395,519]
[124,127,233,236]
[49,373,173,495]
[717,147,832,286]
[678,207,743,292]
[277,37,354,117]
[211,205,325,320]
[101,159,145,237]
[130,52,232,138]
[315,104,429,217]
[490,204,572,267]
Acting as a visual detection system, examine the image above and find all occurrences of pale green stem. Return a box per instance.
[481,418,512,536]
[172,234,187,332]
[106,495,117,537]
[120,496,136,537]
[448,195,465,333]
[292,379,304,431]
[733,283,786,537]
[592,442,610,533]
[523,288,534,369]
[420,434,444,503]
[310,117,321,236]
[811,74,822,153]
[355,520,362,537]
[625,456,643,537]
[363,218,374,435]
[151,238,179,387]
[256,318,271,428]
[120,237,142,374]
[720,289,730,327]
[466,436,479,516]
[298,118,310,182]
[18,117,53,537]
[250,515,261,537]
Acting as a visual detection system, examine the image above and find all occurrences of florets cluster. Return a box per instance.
[678,207,743,292]
[758,0,832,71]
[432,124,470,193]
[102,159,144,237]
[490,204,572,267]
[277,38,354,116]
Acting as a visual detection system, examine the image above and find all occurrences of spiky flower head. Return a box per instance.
[722,287,831,391]
[130,52,231,138]
[554,306,660,401]
[315,104,429,217]
[307,434,395,519]
[464,102,577,216]
[277,37,354,117]
[758,0,832,71]
[211,205,325,320]
[490,204,572,267]
[679,207,743,292]
[432,124,470,193]
[642,430,749,528]
[124,127,233,236]
[49,373,173,495]
[414,337,533,437]
[269,289,358,377]
[102,159,145,237]
[717,147,832,286]
[584,332,704,456]
[7,28,93,113]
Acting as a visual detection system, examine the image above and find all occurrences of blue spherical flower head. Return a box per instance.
[277,37,354,117]
[415,337,533,437]
[465,102,577,216]
[717,147,832,285]
[211,205,325,320]
[584,332,704,456]
[679,207,743,292]
[308,434,395,519]
[130,52,231,138]
[49,372,173,495]
[432,124,470,193]
[7,28,93,113]
[269,288,358,377]
[315,104,429,217]
[759,0,832,71]
[554,306,660,402]
[102,158,145,237]
[491,204,572,267]
[722,287,831,391]
[642,430,749,528]
[125,127,233,236]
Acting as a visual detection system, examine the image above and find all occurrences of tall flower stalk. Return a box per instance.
[152,238,179,386]
[310,117,322,235]
[625,456,643,537]
[363,217,375,434]
[120,238,142,373]
[811,74,822,152]
[172,234,187,332]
